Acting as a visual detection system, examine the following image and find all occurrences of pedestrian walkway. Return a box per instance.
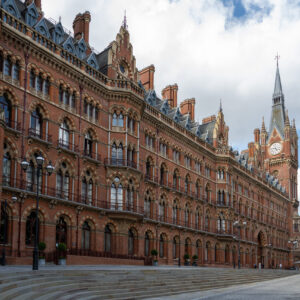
[0,265,297,299]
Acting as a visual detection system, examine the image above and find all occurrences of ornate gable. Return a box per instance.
[34,17,50,39]
[25,2,38,26]
[2,0,21,19]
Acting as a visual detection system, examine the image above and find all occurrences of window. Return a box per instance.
[145,134,154,150]
[81,221,91,250]
[184,205,189,227]
[30,70,36,88]
[173,149,180,163]
[0,203,8,244]
[111,143,123,164]
[56,164,70,200]
[217,169,225,180]
[84,131,93,156]
[37,74,43,92]
[112,111,124,127]
[82,176,93,205]
[205,166,210,178]
[173,171,178,189]
[104,225,112,252]
[159,234,164,258]
[184,155,191,168]
[26,158,42,193]
[218,190,225,205]
[44,78,50,95]
[0,94,12,125]
[128,229,134,255]
[127,180,134,211]
[173,237,178,259]
[145,232,150,256]
[128,116,135,133]
[111,177,123,210]
[13,62,20,80]
[173,202,178,224]
[4,56,12,76]
[59,120,70,148]
[2,143,11,186]
[160,142,167,157]
[184,176,189,193]
[56,216,67,245]
[30,108,43,138]
[25,211,39,246]
[195,161,201,174]
[144,194,151,217]
[159,201,166,221]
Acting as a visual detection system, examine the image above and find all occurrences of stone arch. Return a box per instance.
[3,137,18,158]
[54,210,74,226]
[58,114,76,130]
[83,126,99,141]
[0,86,19,105]
[28,101,50,119]
[55,157,76,177]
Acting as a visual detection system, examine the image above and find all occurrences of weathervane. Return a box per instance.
[275,52,280,67]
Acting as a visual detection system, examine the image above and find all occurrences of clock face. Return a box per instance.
[270,143,282,155]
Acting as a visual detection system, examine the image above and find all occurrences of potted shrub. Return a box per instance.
[57,242,67,265]
[151,249,158,266]
[38,242,46,266]
[192,254,198,266]
[184,253,190,266]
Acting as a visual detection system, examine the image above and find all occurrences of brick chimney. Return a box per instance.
[202,115,216,124]
[180,98,195,121]
[161,84,178,108]
[73,11,91,45]
[248,142,254,158]
[34,0,41,12]
[139,65,155,91]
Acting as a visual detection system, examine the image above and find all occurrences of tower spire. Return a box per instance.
[219,99,222,113]
[122,10,128,30]
[261,117,266,132]
[273,53,283,100]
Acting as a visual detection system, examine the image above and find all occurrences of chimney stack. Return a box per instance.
[73,11,91,45]
[161,84,178,108]
[248,142,255,158]
[34,0,42,12]
[139,65,155,91]
[202,115,216,124]
[180,98,195,121]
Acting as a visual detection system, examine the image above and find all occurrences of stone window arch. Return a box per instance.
[81,221,91,250]
[81,170,94,205]
[59,119,71,149]
[56,162,71,200]
[172,199,179,225]
[173,236,180,259]
[2,142,12,186]
[56,216,68,246]
[173,169,180,190]
[0,93,12,126]
[159,195,167,222]
[144,190,152,218]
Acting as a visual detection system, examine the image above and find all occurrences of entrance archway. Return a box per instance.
[257,231,266,266]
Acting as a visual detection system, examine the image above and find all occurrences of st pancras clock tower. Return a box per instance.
[261,59,298,204]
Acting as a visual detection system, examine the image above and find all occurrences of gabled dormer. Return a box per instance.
[160,100,169,115]
[2,0,21,19]
[75,37,87,59]
[86,52,99,70]
[34,18,50,39]
[62,36,76,56]
[52,21,64,44]
[25,2,38,26]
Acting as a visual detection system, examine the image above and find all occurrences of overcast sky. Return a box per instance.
[42,0,300,196]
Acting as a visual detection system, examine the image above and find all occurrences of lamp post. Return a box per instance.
[288,240,298,268]
[268,243,273,268]
[21,155,54,270]
[178,225,182,267]
[233,220,247,269]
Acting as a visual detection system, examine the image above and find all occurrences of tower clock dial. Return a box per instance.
[270,142,282,155]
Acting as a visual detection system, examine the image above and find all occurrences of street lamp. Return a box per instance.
[178,225,182,267]
[21,155,54,270]
[0,199,7,266]
[233,220,247,269]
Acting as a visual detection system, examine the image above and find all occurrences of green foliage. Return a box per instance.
[192,254,198,260]
[57,242,67,252]
[38,241,46,251]
[184,253,190,260]
[151,249,158,256]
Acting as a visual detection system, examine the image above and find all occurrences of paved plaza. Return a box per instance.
[0,265,298,299]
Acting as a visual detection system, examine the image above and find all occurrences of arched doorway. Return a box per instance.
[257,231,265,266]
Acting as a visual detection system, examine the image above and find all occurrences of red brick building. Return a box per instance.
[0,0,298,267]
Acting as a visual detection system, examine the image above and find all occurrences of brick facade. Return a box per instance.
[0,1,298,268]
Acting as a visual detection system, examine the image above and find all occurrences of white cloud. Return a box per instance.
[42,0,300,151]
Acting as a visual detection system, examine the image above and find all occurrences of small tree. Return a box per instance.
[192,254,198,260]
[38,242,46,258]
[57,242,67,258]
[151,249,158,261]
[184,253,190,261]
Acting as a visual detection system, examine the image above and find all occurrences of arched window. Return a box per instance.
[159,234,164,258]
[173,202,178,224]
[37,74,43,92]
[128,229,134,255]
[56,216,67,245]
[30,70,36,88]
[126,180,134,211]
[185,176,189,193]
[26,161,35,191]
[56,165,70,200]
[44,78,50,95]
[184,205,189,227]
[59,84,64,103]
[145,232,150,256]
[81,221,91,250]
[117,143,123,161]
[110,177,123,210]
[0,94,12,125]
[0,203,8,244]
[59,120,70,148]
[173,237,179,259]
[159,200,166,221]
[64,89,70,106]
[118,112,124,127]
[196,240,202,262]
[146,158,151,177]
[30,107,43,138]
[195,209,200,230]
[13,61,20,81]
[4,56,12,76]
[225,245,230,263]
[25,211,39,246]
[2,143,11,186]
[205,214,209,231]
[84,131,93,156]
[104,225,112,253]
[112,112,118,126]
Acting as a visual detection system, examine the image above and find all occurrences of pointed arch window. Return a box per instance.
[145,232,150,256]
[37,74,43,92]
[159,234,164,258]
[173,203,178,224]
[159,201,166,221]
[104,225,112,253]
[59,120,70,148]
[112,112,118,126]
[26,160,42,192]
[13,61,20,81]
[0,94,12,126]
[30,107,43,138]
[56,166,70,200]
[117,143,123,161]
[128,229,134,255]
[81,221,91,250]
[111,177,123,211]
[56,216,67,245]
[0,203,8,244]
[2,143,11,186]
[25,211,39,246]
[4,56,12,76]
[126,180,134,211]
[30,70,36,88]
[84,131,93,156]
